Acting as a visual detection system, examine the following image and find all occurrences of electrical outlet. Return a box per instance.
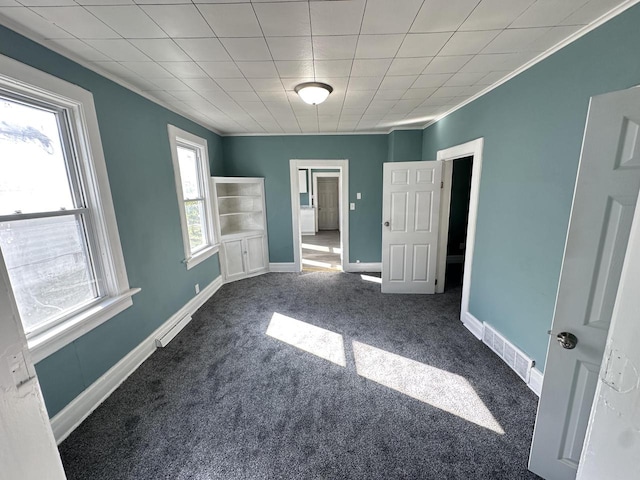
[350,202,355,210]
[356,192,361,199]
[195,284,200,294]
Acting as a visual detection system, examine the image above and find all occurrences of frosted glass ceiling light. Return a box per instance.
[295,82,333,105]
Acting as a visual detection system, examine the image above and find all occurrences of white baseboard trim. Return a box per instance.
[344,262,382,272]
[269,262,298,272]
[528,367,544,397]
[49,275,223,444]
[461,311,484,340]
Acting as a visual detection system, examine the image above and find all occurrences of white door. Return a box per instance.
[245,235,267,274]
[0,251,67,479]
[530,87,640,479]
[317,178,339,230]
[577,186,640,480]
[222,239,246,282]
[381,161,442,294]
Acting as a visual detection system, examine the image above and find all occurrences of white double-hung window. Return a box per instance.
[0,55,137,362]
[167,125,216,269]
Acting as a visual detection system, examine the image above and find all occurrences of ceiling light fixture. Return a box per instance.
[294,82,333,105]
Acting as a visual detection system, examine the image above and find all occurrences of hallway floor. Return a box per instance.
[302,230,341,272]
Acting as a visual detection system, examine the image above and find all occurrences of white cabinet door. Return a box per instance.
[222,239,246,282]
[245,235,267,274]
[381,161,442,294]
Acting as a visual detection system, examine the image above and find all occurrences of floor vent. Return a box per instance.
[482,323,533,383]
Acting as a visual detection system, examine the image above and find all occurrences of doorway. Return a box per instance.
[289,160,349,273]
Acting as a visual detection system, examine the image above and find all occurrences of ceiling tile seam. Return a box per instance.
[421,0,640,131]
[336,0,369,132]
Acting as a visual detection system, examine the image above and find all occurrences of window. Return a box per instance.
[168,125,216,269]
[0,54,137,363]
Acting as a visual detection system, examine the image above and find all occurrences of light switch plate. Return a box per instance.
[356,192,361,199]
[350,202,355,210]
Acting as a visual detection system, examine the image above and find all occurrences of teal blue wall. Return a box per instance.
[0,25,222,416]
[388,129,423,162]
[422,5,640,371]
[223,136,388,263]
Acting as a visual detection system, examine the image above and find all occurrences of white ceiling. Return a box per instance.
[0,0,629,135]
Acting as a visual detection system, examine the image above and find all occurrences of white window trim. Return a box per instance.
[167,124,217,269]
[0,54,139,364]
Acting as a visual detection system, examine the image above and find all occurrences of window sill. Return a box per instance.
[185,244,219,270]
[28,288,141,364]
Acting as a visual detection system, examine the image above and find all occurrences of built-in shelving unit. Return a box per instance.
[211,177,269,282]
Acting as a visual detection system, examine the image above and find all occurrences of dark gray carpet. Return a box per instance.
[59,272,540,480]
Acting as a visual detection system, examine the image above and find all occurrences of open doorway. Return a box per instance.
[300,170,341,271]
[289,160,349,273]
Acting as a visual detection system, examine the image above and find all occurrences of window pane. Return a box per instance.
[0,215,99,333]
[0,96,74,215]
[184,200,206,253]
[177,145,201,200]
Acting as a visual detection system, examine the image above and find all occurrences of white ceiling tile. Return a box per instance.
[120,61,173,78]
[310,0,365,35]
[86,6,166,38]
[94,60,142,80]
[248,78,283,91]
[348,76,383,90]
[15,0,75,5]
[253,1,310,36]
[422,55,473,74]
[236,61,278,78]
[0,6,73,38]
[266,37,313,61]
[198,61,243,78]
[379,75,417,90]
[351,58,392,77]
[402,88,437,99]
[391,98,423,112]
[366,99,397,113]
[175,39,230,62]
[159,61,207,78]
[411,0,479,33]
[420,96,455,106]
[215,77,253,92]
[443,71,487,87]
[49,38,111,61]
[32,7,119,38]
[318,77,348,92]
[482,28,549,54]
[281,77,313,91]
[412,73,453,88]
[459,52,533,72]
[361,0,423,34]
[169,90,204,102]
[459,0,535,31]
[341,107,366,115]
[256,90,287,101]
[147,77,190,90]
[275,60,314,78]
[439,31,501,56]
[130,39,190,61]
[196,3,261,37]
[560,0,621,25]
[141,5,213,38]
[314,60,352,78]
[355,34,404,59]
[229,90,260,102]
[375,89,405,100]
[344,90,376,106]
[135,0,191,3]
[387,57,432,76]
[85,39,149,61]
[312,36,358,60]
[511,0,588,28]
[181,77,220,91]
[431,86,468,97]
[220,37,272,61]
[397,33,452,58]
[475,70,509,85]
[525,25,581,52]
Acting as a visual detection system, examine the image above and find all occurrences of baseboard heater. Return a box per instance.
[155,315,192,348]
[482,322,534,383]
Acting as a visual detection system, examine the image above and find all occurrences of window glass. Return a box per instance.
[184,200,206,252]
[177,145,200,200]
[0,97,74,215]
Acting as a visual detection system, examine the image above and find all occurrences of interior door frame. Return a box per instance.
[313,172,341,232]
[290,159,349,272]
[436,138,484,338]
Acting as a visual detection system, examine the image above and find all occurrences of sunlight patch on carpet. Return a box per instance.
[266,312,346,366]
[352,341,505,434]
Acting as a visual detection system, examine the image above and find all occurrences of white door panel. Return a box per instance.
[245,235,267,274]
[382,161,442,294]
[530,87,640,479]
[318,177,339,230]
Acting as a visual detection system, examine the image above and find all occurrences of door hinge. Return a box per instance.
[435,279,438,285]
[440,181,444,188]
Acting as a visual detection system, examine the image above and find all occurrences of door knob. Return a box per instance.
[556,332,578,350]
[384,221,390,227]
